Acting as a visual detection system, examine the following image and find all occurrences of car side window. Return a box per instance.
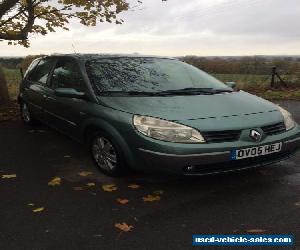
[27,58,54,85]
[51,59,85,92]
[24,59,40,79]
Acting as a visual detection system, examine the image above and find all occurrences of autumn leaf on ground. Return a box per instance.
[247,229,266,233]
[128,184,140,189]
[48,177,61,186]
[33,207,45,213]
[102,184,118,192]
[2,174,16,179]
[153,190,164,195]
[78,171,93,177]
[115,223,134,232]
[143,195,161,202]
[116,198,129,205]
[73,187,84,191]
[86,183,96,187]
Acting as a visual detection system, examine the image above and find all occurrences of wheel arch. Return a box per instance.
[81,119,135,167]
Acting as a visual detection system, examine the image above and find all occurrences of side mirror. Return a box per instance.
[225,82,236,89]
[55,88,86,99]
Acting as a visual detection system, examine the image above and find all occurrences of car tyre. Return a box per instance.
[89,131,127,177]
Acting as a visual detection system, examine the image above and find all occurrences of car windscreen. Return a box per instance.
[86,57,229,94]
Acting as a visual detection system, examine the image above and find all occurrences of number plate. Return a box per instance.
[231,142,282,160]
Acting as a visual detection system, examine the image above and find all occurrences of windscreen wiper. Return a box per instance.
[98,91,164,96]
[98,88,234,97]
[159,88,233,95]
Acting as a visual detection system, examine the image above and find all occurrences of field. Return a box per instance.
[214,74,300,89]
[3,68,300,101]
[4,68,21,100]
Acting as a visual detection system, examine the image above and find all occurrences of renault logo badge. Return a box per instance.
[250,129,262,142]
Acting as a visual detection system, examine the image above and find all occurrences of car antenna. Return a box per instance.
[72,43,78,54]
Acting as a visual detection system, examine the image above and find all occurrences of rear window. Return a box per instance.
[28,58,55,85]
[86,57,227,93]
[24,59,40,78]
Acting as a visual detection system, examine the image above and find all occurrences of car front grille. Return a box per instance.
[262,122,286,135]
[202,130,241,143]
[202,122,286,144]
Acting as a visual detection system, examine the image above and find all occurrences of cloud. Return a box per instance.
[0,0,299,56]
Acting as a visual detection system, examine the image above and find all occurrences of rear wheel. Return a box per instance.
[90,131,127,176]
[20,102,36,125]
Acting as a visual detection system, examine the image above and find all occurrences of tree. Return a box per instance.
[0,66,10,104]
[0,0,144,104]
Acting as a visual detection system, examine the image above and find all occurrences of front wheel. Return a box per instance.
[90,132,127,177]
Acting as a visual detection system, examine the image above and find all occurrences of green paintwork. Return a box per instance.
[19,54,300,174]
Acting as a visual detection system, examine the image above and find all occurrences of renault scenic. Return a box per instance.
[18,54,300,176]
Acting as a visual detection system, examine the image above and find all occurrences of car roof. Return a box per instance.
[48,53,177,61]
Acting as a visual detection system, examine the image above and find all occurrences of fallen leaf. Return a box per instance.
[78,171,93,177]
[153,190,164,195]
[128,184,140,189]
[33,207,45,213]
[48,177,61,186]
[87,183,96,187]
[27,203,34,206]
[73,187,84,191]
[116,198,129,205]
[102,184,118,192]
[247,229,266,233]
[115,223,134,232]
[143,195,161,202]
[2,174,16,179]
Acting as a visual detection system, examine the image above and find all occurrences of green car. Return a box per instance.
[19,54,300,176]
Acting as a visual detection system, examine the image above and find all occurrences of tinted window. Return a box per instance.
[86,58,228,93]
[28,58,54,85]
[51,59,85,91]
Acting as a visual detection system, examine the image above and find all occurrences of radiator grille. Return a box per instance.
[202,130,241,143]
[262,122,286,135]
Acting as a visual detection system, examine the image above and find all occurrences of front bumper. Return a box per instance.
[137,129,300,175]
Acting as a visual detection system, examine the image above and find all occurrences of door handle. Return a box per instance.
[43,95,56,101]
[47,96,57,101]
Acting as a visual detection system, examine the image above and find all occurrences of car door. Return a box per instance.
[22,58,56,121]
[44,58,90,138]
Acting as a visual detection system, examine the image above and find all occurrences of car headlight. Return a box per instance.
[133,115,205,143]
[278,106,296,130]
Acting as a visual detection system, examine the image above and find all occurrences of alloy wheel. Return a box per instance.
[22,103,31,123]
[92,136,117,171]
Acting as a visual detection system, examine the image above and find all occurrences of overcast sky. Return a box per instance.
[1,0,299,57]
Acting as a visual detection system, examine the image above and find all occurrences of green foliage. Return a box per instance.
[0,0,140,47]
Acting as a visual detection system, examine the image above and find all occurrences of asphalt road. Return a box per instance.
[0,101,299,250]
